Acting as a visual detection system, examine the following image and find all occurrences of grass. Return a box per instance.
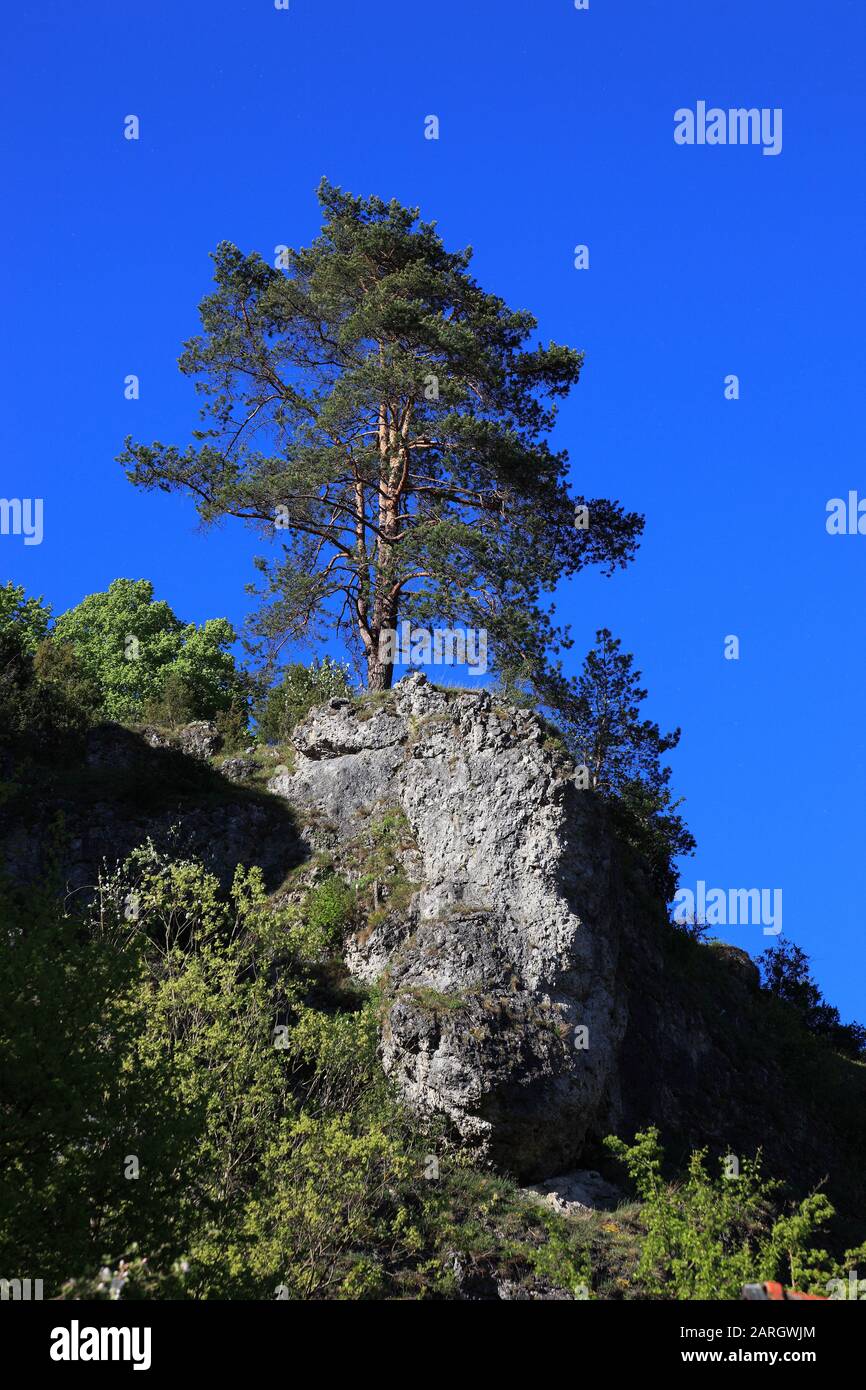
[401,986,468,1015]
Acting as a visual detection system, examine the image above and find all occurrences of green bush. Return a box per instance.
[605,1127,866,1299]
[2,842,599,1302]
[140,670,199,728]
[256,657,353,743]
[301,875,356,953]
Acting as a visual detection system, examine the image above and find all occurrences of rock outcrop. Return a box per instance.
[271,673,866,1213]
[140,720,224,762]
[0,723,303,895]
[523,1169,623,1216]
[5,674,863,1216]
[272,672,626,1176]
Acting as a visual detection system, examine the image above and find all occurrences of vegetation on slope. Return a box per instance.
[2,580,865,1299]
[1,835,863,1301]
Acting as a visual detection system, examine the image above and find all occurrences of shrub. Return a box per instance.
[301,875,356,953]
[10,842,595,1302]
[30,639,102,737]
[4,848,406,1299]
[256,657,353,743]
[605,1127,866,1299]
[140,671,199,728]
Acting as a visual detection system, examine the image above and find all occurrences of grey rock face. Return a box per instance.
[138,721,223,761]
[136,717,222,761]
[5,679,864,1210]
[175,721,223,761]
[270,673,866,1214]
[523,1169,623,1216]
[219,755,258,783]
[139,726,173,753]
[270,672,628,1177]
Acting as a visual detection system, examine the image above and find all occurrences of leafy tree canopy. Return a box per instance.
[0,583,99,740]
[0,582,51,653]
[120,179,642,690]
[758,936,866,1061]
[53,578,244,724]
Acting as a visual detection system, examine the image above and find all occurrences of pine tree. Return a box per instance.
[120,180,642,690]
[563,628,694,900]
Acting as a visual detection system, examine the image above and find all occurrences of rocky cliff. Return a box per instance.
[271,674,866,1214]
[4,672,864,1218]
[0,722,302,897]
[271,673,625,1177]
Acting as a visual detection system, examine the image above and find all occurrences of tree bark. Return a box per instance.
[365,639,394,691]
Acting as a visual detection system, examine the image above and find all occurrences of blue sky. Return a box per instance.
[2,0,864,1018]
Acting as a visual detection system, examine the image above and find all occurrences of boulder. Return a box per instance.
[175,721,222,761]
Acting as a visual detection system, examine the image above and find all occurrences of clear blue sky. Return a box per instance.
[2,0,864,1019]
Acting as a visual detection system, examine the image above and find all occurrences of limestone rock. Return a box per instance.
[219,755,258,783]
[0,723,302,896]
[8,676,864,1214]
[175,721,222,761]
[272,672,627,1177]
[138,721,223,761]
[268,672,866,1214]
[523,1169,623,1216]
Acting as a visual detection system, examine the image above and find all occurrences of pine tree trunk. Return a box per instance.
[365,644,394,691]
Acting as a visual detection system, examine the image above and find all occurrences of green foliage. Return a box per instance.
[5,823,865,1302]
[120,179,642,690]
[214,696,251,752]
[2,847,399,1299]
[139,669,199,727]
[0,581,51,652]
[671,912,713,942]
[2,839,602,1302]
[343,805,418,924]
[256,656,353,742]
[0,878,188,1289]
[0,583,48,731]
[757,936,866,1060]
[558,629,695,901]
[605,1128,866,1299]
[31,638,103,732]
[53,578,246,725]
[297,874,357,956]
[0,583,99,741]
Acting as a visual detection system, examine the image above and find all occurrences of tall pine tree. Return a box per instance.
[120,180,642,689]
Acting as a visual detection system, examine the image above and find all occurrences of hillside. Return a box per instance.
[2,673,864,1299]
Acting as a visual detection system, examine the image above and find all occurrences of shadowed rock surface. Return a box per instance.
[0,722,305,895]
